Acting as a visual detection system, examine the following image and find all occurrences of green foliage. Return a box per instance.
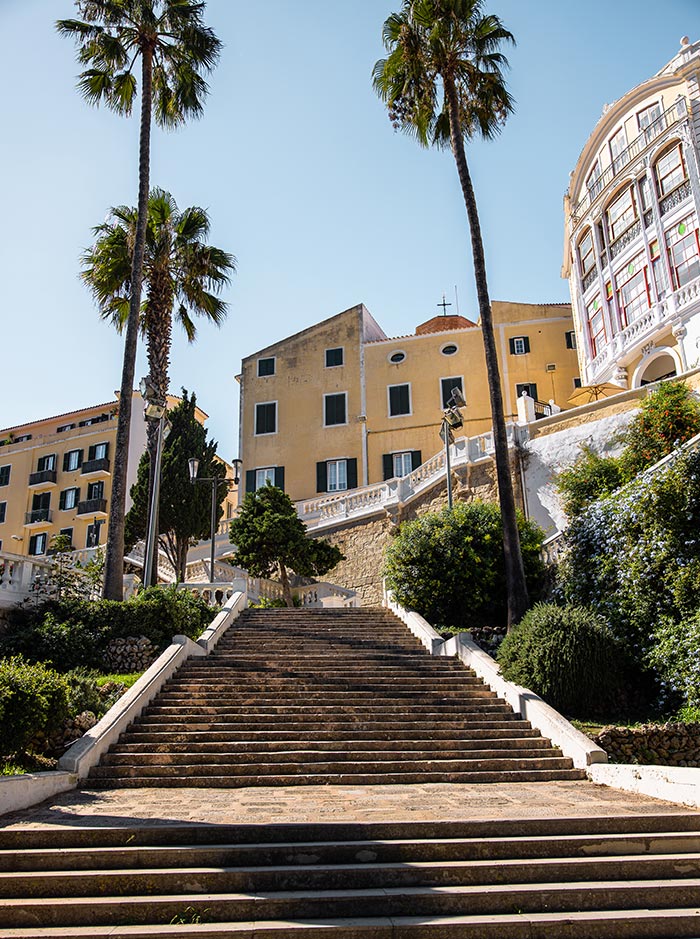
[648,612,700,711]
[125,390,229,580]
[383,501,545,629]
[558,447,700,705]
[0,587,214,671]
[0,658,70,757]
[555,446,624,518]
[619,381,700,478]
[229,486,344,606]
[497,604,630,716]
[676,705,700,724]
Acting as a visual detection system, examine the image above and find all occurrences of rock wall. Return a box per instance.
[316,457,505,607]
[594,723,700,767]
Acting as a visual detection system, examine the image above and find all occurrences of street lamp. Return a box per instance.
[140,377,168,588]
[189,458,227,584]
[439,387,466,510]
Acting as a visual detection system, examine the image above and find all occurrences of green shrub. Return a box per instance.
[618,381,700,478]
[555,446,624,518]
[0,657,70,756]
[648,612,700,711]
[497,603,631,716]
[383,501,545,629]
[0,586,215,671]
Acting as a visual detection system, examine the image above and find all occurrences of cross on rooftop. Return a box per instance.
[437,294,452,316]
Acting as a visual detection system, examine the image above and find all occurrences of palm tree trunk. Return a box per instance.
[444,78,529,629]
[102,48,153,601]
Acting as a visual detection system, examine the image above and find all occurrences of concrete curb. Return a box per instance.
[384,591,443,654]
[588,762,700,808]
[0,771,77,817]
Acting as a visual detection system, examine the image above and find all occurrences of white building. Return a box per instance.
[563,36,700,389]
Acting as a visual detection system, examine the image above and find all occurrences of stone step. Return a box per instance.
[2,877,698,927]
[140,703,508,717]
[108,736,554,754]
[87,767,586,787]
[127,717,524,733]
[119,725,541,743]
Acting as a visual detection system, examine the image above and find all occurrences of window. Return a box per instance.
[666,214,700,288]
[440,377,464,409]
[59,488,80,511]
[609,126,628,171]
[573,377,582,389]
[0,502,5,524]
[63,449,83,472]
[578,230,595,280]
[29,533,47,556]
[245,466,285,492]
[388,383,411,417]
[587,297,607,356]
[86,523,102,548]
[255,401,277,435]
[382,450,421,479]
[606,186,637,242]
[257,357,275,377]
[509,336,530,355]
[586,161,603,199]
[79,414,108,427]
[516,383,539,401]
[440,343,458,356]
[32,491,50,513]
[325,347,343,368]
[639,175,653,214]
[316,458,358,493]
[87,481,104,501]
[655,143,686,197]
[638,102,663,138]
[57,423,76,433]
[37,454,56,472]
[393,452,413,477]
[59,527,74,547]
[324,393,347,426]
[88,442,108,461]
[565,330,577,350]
[616,252,650,326]
[0,466,10,487]
[14,434,32,442]
[388,350,406,364]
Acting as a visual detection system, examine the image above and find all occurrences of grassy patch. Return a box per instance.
[96,673,142,689]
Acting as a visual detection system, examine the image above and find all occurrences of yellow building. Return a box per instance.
[0,393,236,558]
[238,301,580,503]
[563,36,700,389]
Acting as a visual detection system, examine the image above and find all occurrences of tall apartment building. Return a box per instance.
[563,36,700,389]
[0,393,235,557]
[238,300,580,504]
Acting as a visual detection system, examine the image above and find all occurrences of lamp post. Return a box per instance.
[439,387,466,510]
[140,377,168,589]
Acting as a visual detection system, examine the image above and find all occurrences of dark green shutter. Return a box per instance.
[274,466,285,490]
[382,454,393,480]
[245,470,256,493]
[316,462,327,493]
[88,445,96,461]
[62,453,70,472]
[346,458,358,489]
[59,490,66,510]
[523,336,531,353]
[509,338,516,354]
[411,451,422,470]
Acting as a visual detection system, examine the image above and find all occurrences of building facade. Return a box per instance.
[238,301,580,504]
[0,393,235,558]
[563,36,700,389]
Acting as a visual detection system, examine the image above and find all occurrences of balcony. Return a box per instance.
[572,98,687,222]
[81,458,110,476]
[28,469,57,486]
[24,508,53,526]
[76,497,107,516]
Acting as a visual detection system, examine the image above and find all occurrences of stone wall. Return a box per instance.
[316,457,504,607]
[594,723,700,767]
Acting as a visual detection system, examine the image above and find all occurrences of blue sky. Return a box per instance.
[1,0,698,459]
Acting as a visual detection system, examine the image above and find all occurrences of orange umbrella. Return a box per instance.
[567,382,624,406]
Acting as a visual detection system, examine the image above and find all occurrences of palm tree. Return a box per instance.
[57,1,221,600]
[82,188,235,582]
[373,0,528,628]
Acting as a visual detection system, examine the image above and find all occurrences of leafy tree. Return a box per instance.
[619,380,700,478]
[46,534,104,601]
[57,1,222,601]
[82,189,235,500]
[229,487,344,608]
[555,446,624,519]
[373,0,528,629]
[383,501,544,630]
[125,390,228,581]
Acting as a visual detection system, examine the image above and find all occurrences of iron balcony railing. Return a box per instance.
[24,508,53,525]
[28,469,57,486]
[76,497,107,516]
[81,458,110,475]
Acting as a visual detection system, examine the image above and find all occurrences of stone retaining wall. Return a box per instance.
[594,723,700,767]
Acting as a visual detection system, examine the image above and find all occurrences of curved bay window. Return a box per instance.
[578,230,596,291]
[606,186,637,244]
[666,213,700,288]
[615,252,651,327]
[655,142,686,197]
[586,297,607,357]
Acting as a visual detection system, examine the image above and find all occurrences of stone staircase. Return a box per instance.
[88,607,585,788]
[2,814,700,936]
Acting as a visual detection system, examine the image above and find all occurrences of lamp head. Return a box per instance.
[450,387,466,408]
[188,458,200,483]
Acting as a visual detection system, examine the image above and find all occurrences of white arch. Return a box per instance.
[631,345,683,387]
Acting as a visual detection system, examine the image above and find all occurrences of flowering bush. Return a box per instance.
[555,446,624,518]
[648,612,700,710]
[619,380,700,478]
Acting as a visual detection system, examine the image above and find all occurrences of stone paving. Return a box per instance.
[2,780,695,830]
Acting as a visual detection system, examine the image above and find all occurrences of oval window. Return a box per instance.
[389,351,406,364]
[441,344,458,356]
